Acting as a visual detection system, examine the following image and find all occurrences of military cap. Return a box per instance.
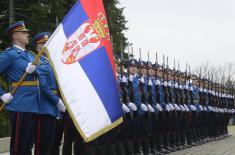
[127,58,138,66]
[32,32,50,46]
[5,21,29,35]
[152,63,163,70]
[138,60,147,68]
[146,61,152,68]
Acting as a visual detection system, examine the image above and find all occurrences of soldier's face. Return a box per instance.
[12,31,29,45]
[140,67,146,75]
[36,43,45,53]
[149,68,155,76]
[129,66,137,75]
[157,70,162,77]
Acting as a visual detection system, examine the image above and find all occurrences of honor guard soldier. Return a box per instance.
[32,32,66,155]
[126,58,144,154]
[0,21,37,155]
[154,63,169,154]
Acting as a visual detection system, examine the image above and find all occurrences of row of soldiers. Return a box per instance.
[112,54,235,155]
[0,20,234,155]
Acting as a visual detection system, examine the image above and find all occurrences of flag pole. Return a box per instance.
[0,47,46,112]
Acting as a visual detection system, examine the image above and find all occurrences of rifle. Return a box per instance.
[162,54,169,104]
[147,52,154,116]
[138,48,150,116]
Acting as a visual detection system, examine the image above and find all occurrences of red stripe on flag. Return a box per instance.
[80,0,116,75]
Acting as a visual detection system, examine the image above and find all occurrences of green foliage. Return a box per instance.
[0,111,10,138]
[104,0,129,55]
[0,76,9,137]
[0,0,128,53]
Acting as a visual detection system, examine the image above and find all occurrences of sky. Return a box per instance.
[118,0,235,71]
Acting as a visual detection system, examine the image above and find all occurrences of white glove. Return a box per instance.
[190,86,193,91]
[26,63,36,74]
[165,104,171,112]
[174,83,179,88]
[164,81,168,87]
[122,103,130,113]
[169,103,175,111]
[190,104,196,111]
[156,103,163,111]
[148,79,153,86]
[57,99,66,112]
[121,76,127,83]
[203,106,207,111]
[0,93,13,104]
[168,81,172,87]
[208,106,213,112]
[155,79,161,85]
[129,75,133,82]
[141,103,148,111]
[199,105,203,111]
[180,105,185,111]
[128,102,137,111]
[174,104,181,111]
[140,77,145,83]
[147,104,155,112]
[184,104,189,112]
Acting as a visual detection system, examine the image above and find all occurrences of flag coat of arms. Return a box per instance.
[45,0,123,142]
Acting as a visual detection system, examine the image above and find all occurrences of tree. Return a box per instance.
[1,0,129,54]
[104,0,129,55]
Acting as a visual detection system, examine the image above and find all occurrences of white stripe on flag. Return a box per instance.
[46,24,112,137]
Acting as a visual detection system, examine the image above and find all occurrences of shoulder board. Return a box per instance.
[2,46,13,52]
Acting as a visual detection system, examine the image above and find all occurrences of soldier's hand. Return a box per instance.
[0,93,13,104]
[190,104,196,111]
[140,103,148,111]
[156,103,163,112]
[165,104,171,112]
[57,99,66,112]
[26,63,36,74]
[169,103,175,111]
[147,104,154,112]
[122,103,130,113]
[184,104,189,112]
[174,104,181,111]
[179,105,185,111]
[128,102,137,111]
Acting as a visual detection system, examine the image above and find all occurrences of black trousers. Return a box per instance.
[35,114,56,155]
[9,111,37,155]
[50,116,65,155]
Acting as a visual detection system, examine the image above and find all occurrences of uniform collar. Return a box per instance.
[13,45,25,52]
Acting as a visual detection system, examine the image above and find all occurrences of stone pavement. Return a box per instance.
[170,126,235,155]
[1,126,235,155]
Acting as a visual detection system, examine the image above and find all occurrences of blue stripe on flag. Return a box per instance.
[62,1,88,38]
[79,47,123,122]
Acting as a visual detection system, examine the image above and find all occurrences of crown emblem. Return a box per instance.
[93,12,110,40]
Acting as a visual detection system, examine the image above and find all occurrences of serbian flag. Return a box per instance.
[45,0,123,142]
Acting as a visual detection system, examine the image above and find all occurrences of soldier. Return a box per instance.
[126,58,146,154]
[114,55,132,155]
[154,62,170,154]
[32,32,66,155]
[178,71,190,149]
[0,21,37,155]
[146,61,161,155]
